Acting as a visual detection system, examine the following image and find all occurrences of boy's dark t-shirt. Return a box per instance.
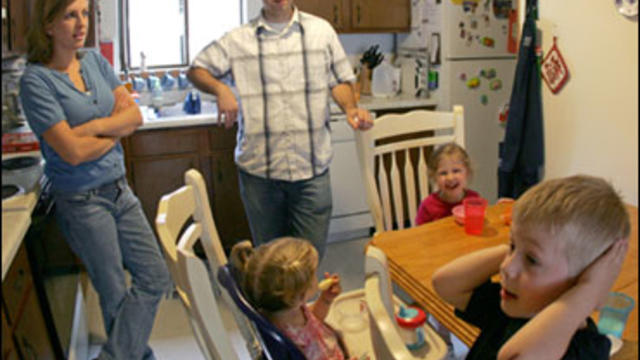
[454,281,611,359]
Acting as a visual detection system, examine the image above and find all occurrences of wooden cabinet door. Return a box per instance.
[6,0,31,54]
[2,245,31,326]
[207,151,251,252]
[12,289,55,360]
[2,0,9,55]
[2,306,18,360]
[296,0,348,31]
[129,154,201,222]
[351,0,410,32]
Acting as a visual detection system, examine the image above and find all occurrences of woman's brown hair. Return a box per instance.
[26,0,76,64]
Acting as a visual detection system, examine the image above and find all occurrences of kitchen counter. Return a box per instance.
[2,149,43,280]
[339,93,437,114]
[1,180,41,280]
[139,94,438,131]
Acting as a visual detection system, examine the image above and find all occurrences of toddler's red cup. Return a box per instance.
[463,198,487,235]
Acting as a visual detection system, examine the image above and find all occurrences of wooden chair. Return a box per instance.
[354,106,465,234]
[155,169,259,359]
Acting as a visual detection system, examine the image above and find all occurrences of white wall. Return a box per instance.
[536,2,638,205]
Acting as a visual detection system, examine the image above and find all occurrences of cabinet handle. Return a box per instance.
[333,5,338,24]
[356,4,361,24]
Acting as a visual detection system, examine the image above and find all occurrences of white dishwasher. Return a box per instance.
[327,114,374,242]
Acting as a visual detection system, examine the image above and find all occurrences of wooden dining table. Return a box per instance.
[370,202,638,347]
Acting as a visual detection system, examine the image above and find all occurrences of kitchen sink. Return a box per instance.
[142,100,218,122]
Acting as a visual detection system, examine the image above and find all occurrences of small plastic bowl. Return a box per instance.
[452,205,465,225]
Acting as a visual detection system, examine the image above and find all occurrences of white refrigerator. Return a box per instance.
[438,0,519,203]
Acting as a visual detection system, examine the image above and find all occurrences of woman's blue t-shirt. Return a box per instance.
[20,51,126,193]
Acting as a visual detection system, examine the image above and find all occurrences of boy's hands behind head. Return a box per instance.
[577,238,629,309]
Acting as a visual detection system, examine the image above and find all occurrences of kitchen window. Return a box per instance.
[122,0,243,71]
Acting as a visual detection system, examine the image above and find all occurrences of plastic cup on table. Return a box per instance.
[463,197,487,235]
[597,292,635,339]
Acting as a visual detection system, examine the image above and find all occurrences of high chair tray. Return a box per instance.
[324,289,448,360]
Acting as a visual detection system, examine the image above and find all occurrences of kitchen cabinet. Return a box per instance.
[1,0,96,58]
[2,0,31,57]
[206,128,252,245]
[2,306,18,360]
[122,125,251,252]
[296,0,348,31]
[351,0,411,32]
[296,0,410,33]
[2,243,55,360]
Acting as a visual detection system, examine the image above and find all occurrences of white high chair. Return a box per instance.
[323,246,448,360]
[354,106,465,234]
[155,169,260,359]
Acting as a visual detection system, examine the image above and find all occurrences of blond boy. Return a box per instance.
[432,175,630,360]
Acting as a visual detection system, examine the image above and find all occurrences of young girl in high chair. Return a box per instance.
[415,142,480,225]
[230,237,364,360]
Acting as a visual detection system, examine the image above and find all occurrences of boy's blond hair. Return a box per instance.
[513,175,630,276]
[230,237,318,313]
[428,142,473,182]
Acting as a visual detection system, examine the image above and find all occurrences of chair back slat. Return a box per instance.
[418,147,430,206]
[389,153,404,230]
[185,169,228,270]
[355,106,466,233]
[376,155,393,231]
[156,185,195,277]
[404,149,418,228]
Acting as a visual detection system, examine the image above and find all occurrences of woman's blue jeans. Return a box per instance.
[54,177,172,360]
[238,169,333,260]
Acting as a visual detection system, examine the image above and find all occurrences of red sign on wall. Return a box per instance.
[100,41,114,66]
[541,37,570,94]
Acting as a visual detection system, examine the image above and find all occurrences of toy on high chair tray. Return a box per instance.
[395,305,427,350]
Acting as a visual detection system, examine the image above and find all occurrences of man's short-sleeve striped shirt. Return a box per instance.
[192,8,355,181]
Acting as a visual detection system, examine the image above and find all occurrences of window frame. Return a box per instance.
[119,0,246,74]
[120,0,190,72]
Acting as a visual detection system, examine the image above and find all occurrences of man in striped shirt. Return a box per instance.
[187,0,373,259]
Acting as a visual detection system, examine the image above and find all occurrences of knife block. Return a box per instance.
[359,67,372,95]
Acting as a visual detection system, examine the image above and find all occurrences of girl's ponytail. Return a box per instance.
[230,240,254,277]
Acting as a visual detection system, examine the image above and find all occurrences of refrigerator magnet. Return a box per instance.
[480,68,496,78]
[540,37,570,94]
[480,94,488,105]
[615,0,638,20]
[466,77,480,88]
[498,103,509,125]
[489,79,502,90]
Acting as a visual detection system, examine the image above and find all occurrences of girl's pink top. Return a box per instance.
[280,304,346,360]
[415,189,480,225]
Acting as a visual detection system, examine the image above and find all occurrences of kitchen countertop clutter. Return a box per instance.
[140,93,438,130]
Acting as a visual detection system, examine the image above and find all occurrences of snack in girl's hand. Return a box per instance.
[318,277,336,291]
